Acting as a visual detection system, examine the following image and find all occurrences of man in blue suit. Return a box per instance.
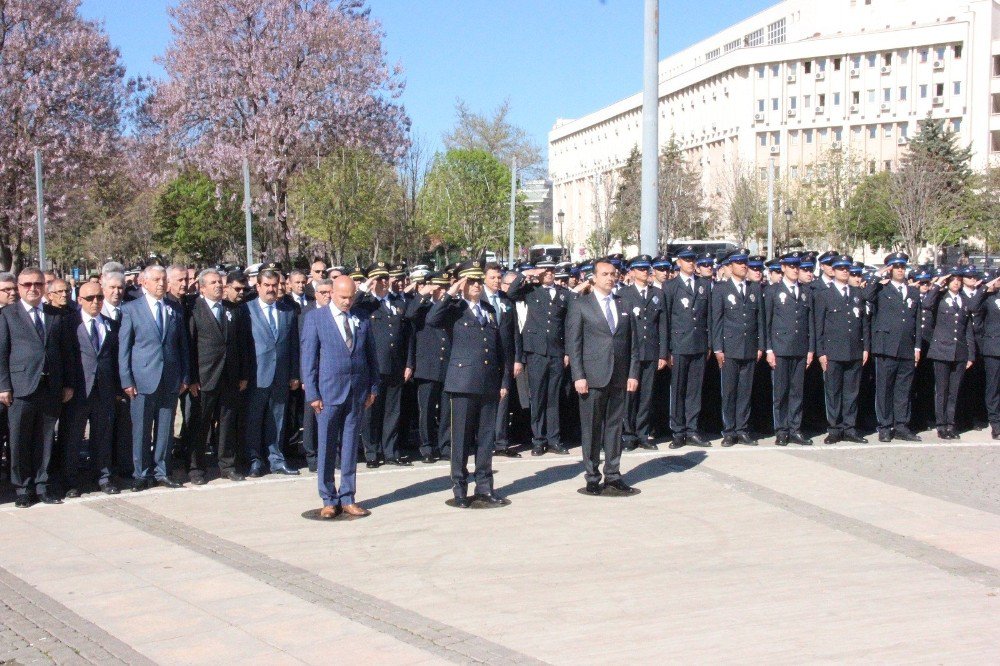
[236,267,300,477]
[301,275,378,518]
[119,265,190,491]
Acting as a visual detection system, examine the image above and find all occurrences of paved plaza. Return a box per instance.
[1,433,998,664]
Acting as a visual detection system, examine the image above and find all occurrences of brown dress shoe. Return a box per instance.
[319,506,341,519]
[341,503,371,517]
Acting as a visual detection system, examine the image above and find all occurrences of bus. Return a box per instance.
[528,244,568,263]
[665,240,738,259]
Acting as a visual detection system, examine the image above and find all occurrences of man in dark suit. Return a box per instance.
[186,268,245,484]
[862,252,923,442]
[279,269,312,460]
[619,255,667,451]
[304,259,327,300]
[814,255,870,444]
[302,275,378,519]
[764,252,815,446]
[662,245,711,448]
[100,272,132,480]
[482,263,519,457]
[235,268,300,477]
[119,265,190,490]
[354,262,414,467]
[0,267,77,506]
[506,256,570,456]
[711,248,765,447]
[63,282,120,497]
[427,260,511,507]
[298,278,333,472]
[567,259,640,495]
[405,274,451,464]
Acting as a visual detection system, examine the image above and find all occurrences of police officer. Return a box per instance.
[662,245,711,448]
[973,271,1000,439]
[764,252,814,446]
[813,255,870,444]
[711,248,764,446]
[862,252,922,442]
[481,263,519,458]
[506,256,570,456]
[404,273,450,463]
[619,255,667,451]
[427,260,510,507]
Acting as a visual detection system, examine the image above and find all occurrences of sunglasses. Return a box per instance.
[19,281,44,288]
[230,286,247,292]
[80,294,105,302]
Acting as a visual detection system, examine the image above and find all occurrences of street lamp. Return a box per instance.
[784,207,793,252]
[557,209,565,254]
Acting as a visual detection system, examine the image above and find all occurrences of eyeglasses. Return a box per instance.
[0,286,15,292]
[230,286,247,292]
[19,281,43,288]
[50,289,69,295]
[80,294,105,302]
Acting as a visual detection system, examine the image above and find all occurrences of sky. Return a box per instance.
[78,0,776,163]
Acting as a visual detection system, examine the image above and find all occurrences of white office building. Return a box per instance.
[549,0,1000,253]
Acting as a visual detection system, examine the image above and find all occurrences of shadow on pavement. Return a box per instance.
[622,451,708,486]
[499,462,584,497]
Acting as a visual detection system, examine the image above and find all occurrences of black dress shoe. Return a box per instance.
[947,428,961,440]
[130,479,148,492]
[226,470,246,482]
[669,437,685,449]
[247,466,265,478]
[878,431,892,442]
[453,497,471,508]
[605,479,636,494]
[189,476,207,486]
[531,447,545,456]
[895,429,921,442]
[685,433,710,447]
[584,481,603,495]
[737,433,758,446]
[366,460,381,468]
[721,436,736,448]
[419,455,435,464]
[40,494,63,504]
[385,458,412,466]
[547,445,570,455]
[842,432,868,444]
[14,496,32,508]
[774,434,788,446]
[494,449,521,458]
[64,488,81,499]
[100,484,120,495]
[824,434,841,445]
[272,466,300,475]
[639,441,659,450]
[623,441,638,451]
[157,478,183,489]
[789,432,812,446]
[479,492,506,505]
[993,431,1000,441]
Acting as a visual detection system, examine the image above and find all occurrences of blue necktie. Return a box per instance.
[154,301,164,340]
[604,296,615,332]
[32,307,44,340]
[267,305,278,337]
[89,319,100,352]
[213,302,222,322]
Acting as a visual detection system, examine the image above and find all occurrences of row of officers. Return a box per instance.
[2,244,999,506]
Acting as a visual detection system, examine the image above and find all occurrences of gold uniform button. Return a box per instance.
[484,360,489,365]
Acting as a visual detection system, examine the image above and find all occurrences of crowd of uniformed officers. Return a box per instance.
[1,242,999,507]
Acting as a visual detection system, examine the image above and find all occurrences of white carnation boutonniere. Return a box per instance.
[727,294,737,305]
[680,297,690,309]
[778,292,787,305]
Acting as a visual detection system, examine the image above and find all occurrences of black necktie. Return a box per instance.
[89,319,100,352]
[32,307,44,339]
[342,313,354,350]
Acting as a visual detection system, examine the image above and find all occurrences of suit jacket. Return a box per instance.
[188,297,241,393]
[862,281,921,358]
[405,296,451,383]
[354,291,415,378]
[711,279,765,360]
[764,281,815,357]
[0,303,77,397]
[922,286,977,363]
[235,299,299,389]
[506,275,569,359]
[974,289,1000,357]
[281,292,312,313]
[118,295,190,395]
[814,283,869,361]
[662,274,711,356]
[618,284,668,361]
[70,313,119,399]
[300,306,379,407]
[427,295,510,397]
[482,288,517,368]
[566,291,639,390]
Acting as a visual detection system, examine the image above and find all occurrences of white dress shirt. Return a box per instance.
[329,304,354,345]
[594,290,618,329]
[80,311,107,347]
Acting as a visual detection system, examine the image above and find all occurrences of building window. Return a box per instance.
[767,18,786,45]
[806,166,815,179]
[852,126,862,139]
[920,84,928,98]
[992,94,1000,114]
[771,131,780,146]
[724,38,741,53]
[920,49,929,63]
[867,89,876,103]
[834,128,843,141]
[789,96,797,109]
[866,54,877,68]
[935,47,946,60]
[804,94,812,108]
[883,88,891,102]
[883,53,892,66]
[852,91,860,104]
[790,165,799,179]
[900,123,908,138]
[869,126,877,139]
[772,97,779,111]
[884,160,892,172]
[834,92,841,106]
[746,28,764,47]
[935,82,944,97]
[805,129,814,144]
[869,160,877,174]
[851,55,861,69]
[804,61,812,74]
[952,119,962,133]
[760,167,768,179]
[790,130,799,145]
[817,58,827,72]
[759,133,767,147]
[994,56,1000,77]
[818,93,826,107]
[833,57,842,71]
[899,86,907,101]
[883,124,892,138]
[706,48,721,61]
[771,64,780,77]
[788,62,798,74]
[954,44,963,59]
[899,50,908,65]
[756,65,765,78]
[953,81,961,95]
[992,131,1000,152]
[758,99,765,112]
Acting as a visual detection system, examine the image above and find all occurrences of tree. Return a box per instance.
[972,166,1000,257]
[810,148,865,248]
[609,147,641,250]
[587,170,618,258]
[153,0,409,262]
[443,99,543,176]
[658,138,710,245]
[890,149,962,259]
[153,170,244,262]
[418,149,530,257]
[843,171,898,252]
[716,159,767,248]
[0,0,126,270]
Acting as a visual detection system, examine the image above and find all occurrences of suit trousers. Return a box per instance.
[579,384,626,484]
[316,395,363,506]
[415,379,443,456]
[130,383,179,481]
[772,355,806,436]
[933,360,966,430]
[301,401,318,471]
[244,383,288,471]
[189,386,241,476]
[623,359,657,443]
[8,380,60,496]
[669,353,705,436]
[824,359,862,435]
[494,382,511,450]
[362,374,402,461]
[874,355,915,433]
[284,387,304,452]
[64,389,114,488]
[525,352,563,447]
[720,356,755,437]
[447,392,497,498]
[112,397,132,478]
[984,356,1000,432]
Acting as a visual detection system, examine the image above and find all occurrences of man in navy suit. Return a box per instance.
[119,265,190,491]
[63,282,121,496]
[301,275,378,518]
[236,268,300,477]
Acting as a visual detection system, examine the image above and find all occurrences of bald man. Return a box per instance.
[300,276,379,518]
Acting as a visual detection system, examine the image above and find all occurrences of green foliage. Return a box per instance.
[843,171,898,250]
[153,169,243,262]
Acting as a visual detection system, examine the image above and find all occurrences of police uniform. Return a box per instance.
[813,256,870,443]
[426,260,510,505]
[354,261,415,466]
[764,253,814,445]
[710,248,764,445]
[973,276,1000,439]
[404,275,451,462]
[662,246,711,446]
[480,283,518,456]
[507,256,570,455]
[619,255,667,450]
[696,253,723,435]
[861,253,922,441]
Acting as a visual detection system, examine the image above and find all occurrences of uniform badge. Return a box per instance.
[559,294,565,301]
[852,307,860,318]
[351,315,360,326]
[652,296,658,304]
[778,292,787,305]
[906,298,913,308]
[727,294,737,305]
[749,294,756,303]
[633,306,641,316]
[681,297,690,309]
[488,312,495,323]
[801,293,807,302]
[995,299,1000,310]
[225,311,232,321]
[698,285,705,295]
[853,296,860,304]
